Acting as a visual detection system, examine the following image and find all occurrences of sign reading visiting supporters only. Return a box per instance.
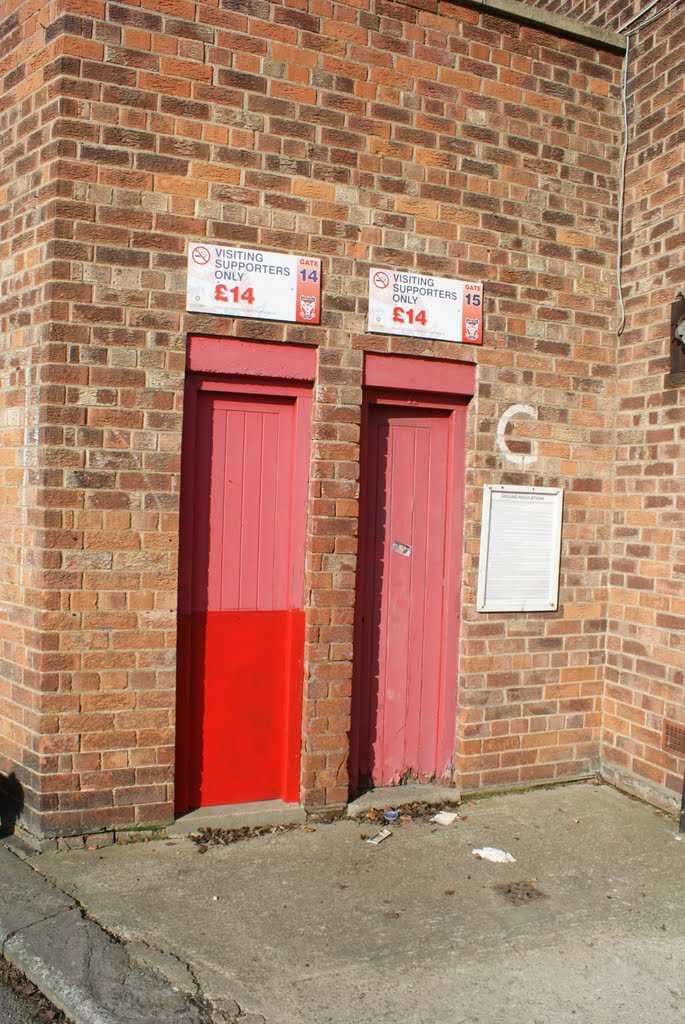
[186,243,322,324]
[367,267,483,345]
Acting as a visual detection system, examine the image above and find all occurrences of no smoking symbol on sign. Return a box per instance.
[373,271,389,289]
[191,245,211,266]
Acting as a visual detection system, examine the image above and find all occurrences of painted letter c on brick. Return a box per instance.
[496,404,538,469]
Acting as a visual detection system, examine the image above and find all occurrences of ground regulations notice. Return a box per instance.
[477,486,563,612]
[367,267,483,345]
[187,243,322,324]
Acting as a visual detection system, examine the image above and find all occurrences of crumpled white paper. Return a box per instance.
[472,847,516,863]
[431,811,459,825]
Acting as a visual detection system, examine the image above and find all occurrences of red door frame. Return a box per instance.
[349,353,475,791]
[175,337,316,813]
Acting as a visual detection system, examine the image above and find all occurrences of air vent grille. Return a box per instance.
[663,721,685,757]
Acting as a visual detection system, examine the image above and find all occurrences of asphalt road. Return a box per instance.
[0,957,67,1024]
[0,977,40,1024]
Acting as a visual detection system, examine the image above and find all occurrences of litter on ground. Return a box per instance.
[431,811,459,825]
[366,828,392,845]
[472,847,517,863]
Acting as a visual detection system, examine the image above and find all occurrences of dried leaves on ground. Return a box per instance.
[0,956,69,1023]
[190,823,301,851]
[356,800,463,823]
[190,799,465,852]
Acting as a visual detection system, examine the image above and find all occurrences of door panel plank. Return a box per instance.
[352,403,454,789]
[177,385,306,810]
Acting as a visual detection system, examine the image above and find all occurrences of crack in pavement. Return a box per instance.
[87,933,268,1024]
[1,908,73,957]
[129,936,203,996]
[2,845,217,1023]
[13,859,260,1022]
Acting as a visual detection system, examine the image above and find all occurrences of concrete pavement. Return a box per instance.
[2,782,685,1024]
[0,840,212,1023]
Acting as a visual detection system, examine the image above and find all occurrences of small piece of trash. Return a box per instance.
[384,808,400,822]
[212,895,220,901]
[431,811,459,825]
[472,847,517,863]
[367,828,392,845]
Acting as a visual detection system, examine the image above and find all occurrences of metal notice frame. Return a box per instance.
[476,485,563,613]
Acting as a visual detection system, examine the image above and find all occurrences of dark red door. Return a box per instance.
[351,399,464,790]
[176,376,310,812]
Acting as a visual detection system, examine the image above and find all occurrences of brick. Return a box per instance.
[0,0,680,839]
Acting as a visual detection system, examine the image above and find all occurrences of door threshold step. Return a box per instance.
[169,800,306,836]
[347,783,461,818]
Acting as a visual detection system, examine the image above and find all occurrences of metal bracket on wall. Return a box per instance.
[668,292,685,383]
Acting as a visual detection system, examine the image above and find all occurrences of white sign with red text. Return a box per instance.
[367,267,483,345]
[187,243,321,324]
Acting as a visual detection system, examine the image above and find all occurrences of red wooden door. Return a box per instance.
[351,400,462,789]
[176,376,310,812]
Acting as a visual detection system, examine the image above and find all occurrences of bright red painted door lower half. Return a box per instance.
[351,403,458,790]
[176,381,308,812]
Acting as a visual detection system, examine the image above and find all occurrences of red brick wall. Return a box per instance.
[0,0,71,832]
[526,0,685,807]
[604,2,685,807]
[0,0,625,838]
